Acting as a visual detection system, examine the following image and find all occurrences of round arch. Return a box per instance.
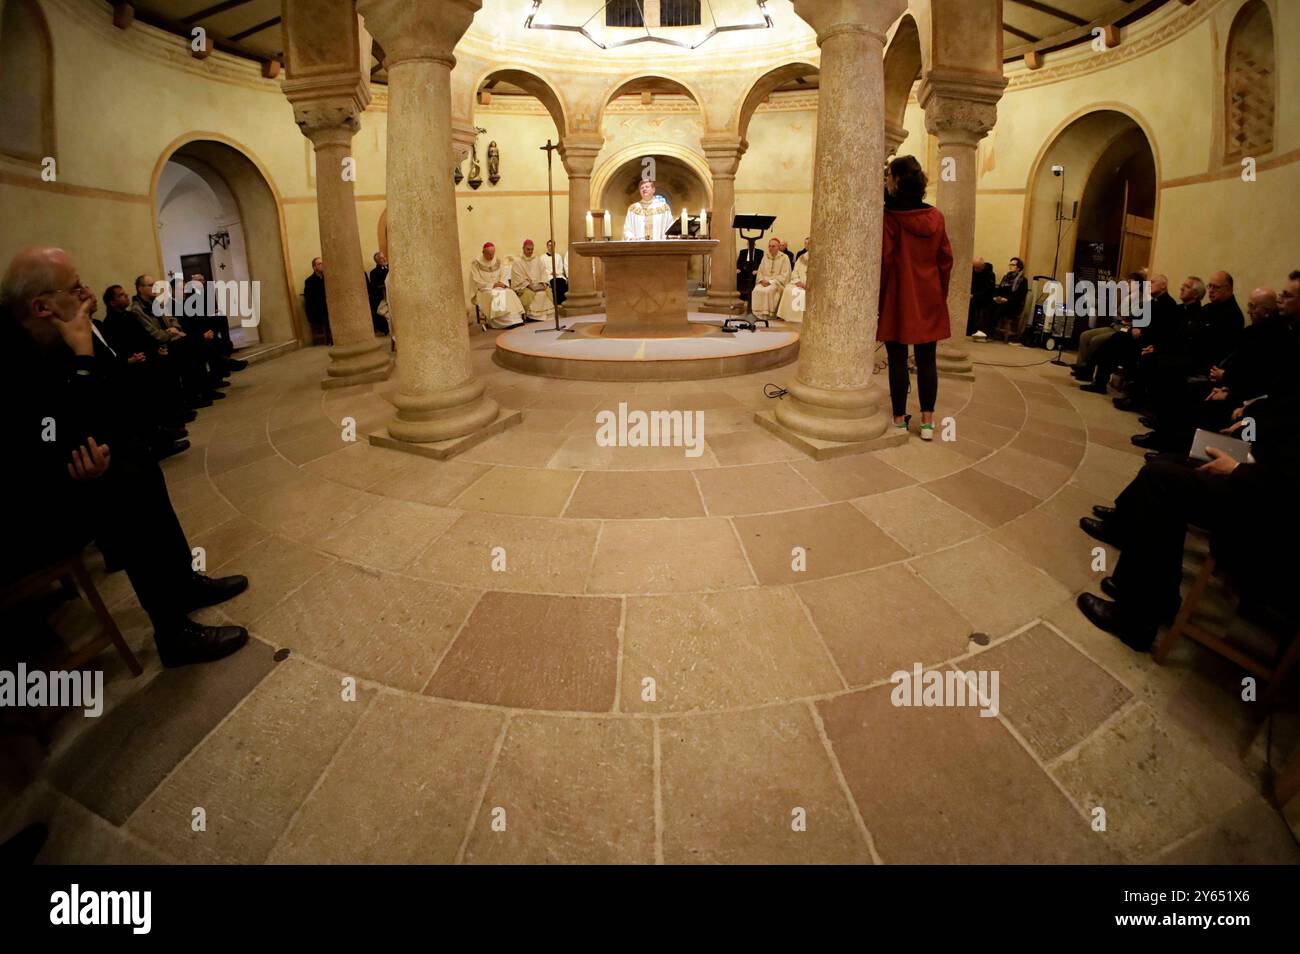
[883,14,922,130]
[597,73,707,131]
[0,0,56,163]
[149,133,302,345]
[735,62,819,142]
[1021,106,1162,283]
[472,65,570,136]
[590,141,713,214]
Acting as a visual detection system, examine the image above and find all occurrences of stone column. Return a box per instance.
[358,0,513,448]
[763,0,907,454]
[919,73,1005,380]
[884,120,908,159]
[559,134,604,315]
[700,134,746,315]
[294,108,392,388]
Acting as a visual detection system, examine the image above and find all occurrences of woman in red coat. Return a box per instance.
[879,155,954,441]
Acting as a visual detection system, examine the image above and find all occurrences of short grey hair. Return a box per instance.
[1186,276,1207,299]
[0,247,64,320]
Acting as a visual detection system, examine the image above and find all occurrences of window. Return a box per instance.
[660,1,701,27]
[0,0,54,163]
[1224,0,1275,162]
[606,1,644,28]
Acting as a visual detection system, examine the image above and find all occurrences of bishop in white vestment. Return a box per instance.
[751,238,792,317]
[777,252,809,322]
[623,179,674,241]
[509,240,555,320]
[469,242,524,329]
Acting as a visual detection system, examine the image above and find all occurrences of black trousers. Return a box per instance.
[1111,457,1229,624]
[90,449,194,630]
[1091,329,1139,386]
[884,341,938,418]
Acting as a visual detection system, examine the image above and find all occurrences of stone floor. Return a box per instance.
[5,336,1299,864]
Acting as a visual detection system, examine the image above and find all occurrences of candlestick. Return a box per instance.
[585,211,593,241]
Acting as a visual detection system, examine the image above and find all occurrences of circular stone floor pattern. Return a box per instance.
[493,313,800,381]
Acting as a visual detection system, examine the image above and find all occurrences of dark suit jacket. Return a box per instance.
[304,273,328,326]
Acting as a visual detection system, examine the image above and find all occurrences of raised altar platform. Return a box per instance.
[494,314,799,381]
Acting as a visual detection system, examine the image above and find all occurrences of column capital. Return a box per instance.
[357,0,479,68]
[700,133,747,176]
[918,69,1007,143]
[884,121,909,158]
[292,96,366,145]
[792,0,906,45]
[558,134,604,177]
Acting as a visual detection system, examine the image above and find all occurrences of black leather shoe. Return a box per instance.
[1070,366,1092,381]
[1080,381,1108,394]
[155,620,249,668]
[214,379,231,389]
[1100,576,1122,600]
[1079,516,1124,549]
[207,390,227,401]
[1091,505,1117,520]
[158,426,189,441]
[1113,397,1142,412]
[1076,593,1155,652]
[225,358,249,372]
[188,396,213,409]
[1138,416,1159,430]
[1144,451,1161,462]
[180,409,199,424]
[154,439,190,461]
[1130,431,1162,449]
[185,573,249,611]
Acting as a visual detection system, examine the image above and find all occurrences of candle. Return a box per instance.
[585,211,593,240]
[603,210,611,240]
[701,209,709,238]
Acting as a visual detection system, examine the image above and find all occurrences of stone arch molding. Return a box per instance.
[735,62,820,143]
[470,64,571,136]
[597,73,710,132]
[590,141,713,212]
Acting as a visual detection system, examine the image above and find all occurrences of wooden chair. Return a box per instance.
[1153,553,1300,705]
[0,551,142,678]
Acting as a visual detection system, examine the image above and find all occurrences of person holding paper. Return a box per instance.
[469,242,524,329]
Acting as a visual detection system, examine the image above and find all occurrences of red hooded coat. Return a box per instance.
[878,204,954,345]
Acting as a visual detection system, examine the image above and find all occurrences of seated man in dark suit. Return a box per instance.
[1078,384,1300,651]
[1,247,250,668]
[967,257,996,337]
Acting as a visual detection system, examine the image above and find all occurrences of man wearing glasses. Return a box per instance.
[1,246,250,668]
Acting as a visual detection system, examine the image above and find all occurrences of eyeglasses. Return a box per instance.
[41,279,87,296]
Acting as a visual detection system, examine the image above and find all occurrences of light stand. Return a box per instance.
[1048,168,1077,365]
[538,139,569,333]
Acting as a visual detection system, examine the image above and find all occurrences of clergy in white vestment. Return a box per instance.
[469,242,524,329]
[751,237,792,317]
[777,250,809,322]
[622,178,674,241]
[509,239,555,320]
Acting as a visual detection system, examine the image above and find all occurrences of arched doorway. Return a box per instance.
[1024,110,1158,285]
[151,138,299,346]
[599,152,711,292]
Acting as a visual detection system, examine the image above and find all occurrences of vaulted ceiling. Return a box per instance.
[120,1,1172,76]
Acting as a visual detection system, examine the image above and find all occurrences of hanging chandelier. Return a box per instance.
[524,1,773,51]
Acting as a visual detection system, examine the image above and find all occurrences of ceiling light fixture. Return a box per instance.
[524,1,772,51]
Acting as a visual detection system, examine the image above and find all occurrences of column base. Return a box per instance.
[321,336,393,389]
[937,340,975,380]
[560,292,604,316]
[369,407,521,461]
[755,410,907,460]
[767,378,895,457]
[384,376,505,445]
[700,291,743,315]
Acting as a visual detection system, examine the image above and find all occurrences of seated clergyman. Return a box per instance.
[469,242,524,329]
[751,237,792,318]
[777,242,810,323]
[623,178,673,241]
[510,240,555,321]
